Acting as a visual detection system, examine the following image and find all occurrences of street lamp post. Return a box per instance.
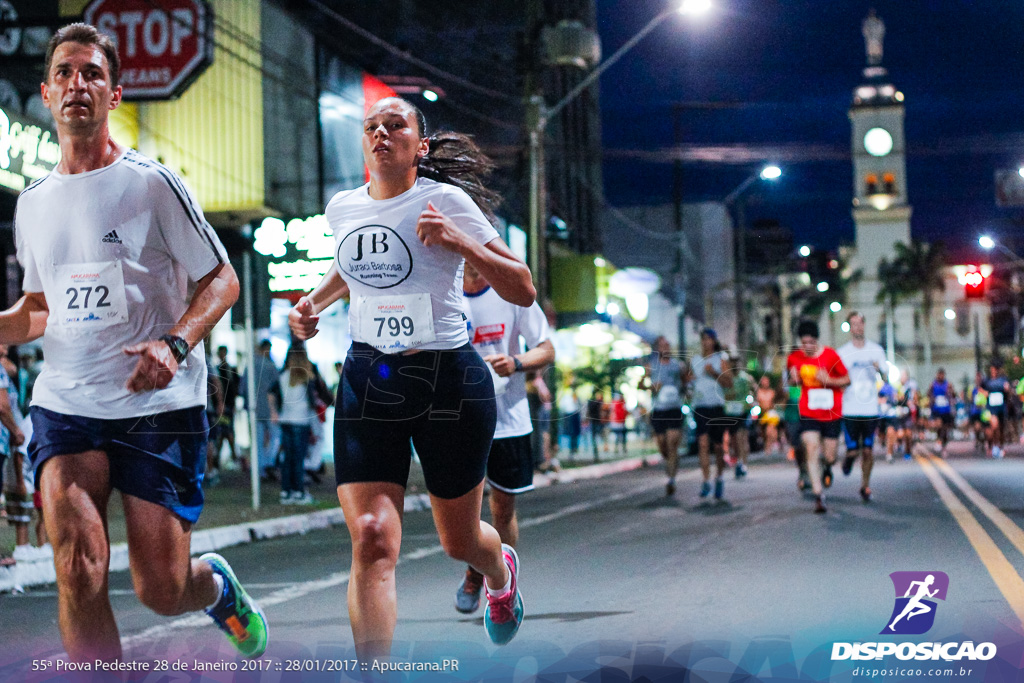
[724,165,781,353]
[980,234,1024,352]
[527,1,711,301]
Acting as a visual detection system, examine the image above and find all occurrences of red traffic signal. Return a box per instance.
[964,268,986,299]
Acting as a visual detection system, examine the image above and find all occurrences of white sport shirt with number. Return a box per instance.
[326,177,499,353]
[837,340,887,417]
[464,286,550,439]
[14,148,228,419]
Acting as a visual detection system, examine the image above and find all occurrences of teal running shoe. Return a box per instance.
[484,544,523,646]
[201,552,269,658]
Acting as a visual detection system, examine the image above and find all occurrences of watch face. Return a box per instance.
[864,127,893,157]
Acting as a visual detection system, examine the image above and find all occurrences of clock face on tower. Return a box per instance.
[864,127,893,157]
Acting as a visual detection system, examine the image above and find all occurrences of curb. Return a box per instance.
[0,453,662,593]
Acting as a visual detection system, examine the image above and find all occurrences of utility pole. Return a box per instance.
[672,105,687,353]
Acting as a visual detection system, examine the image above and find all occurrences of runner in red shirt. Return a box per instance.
[786,320,850,513]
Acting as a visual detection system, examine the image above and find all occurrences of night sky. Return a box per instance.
[595,0,1024,261]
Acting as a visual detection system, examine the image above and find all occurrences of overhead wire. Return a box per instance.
[305,0,522,106]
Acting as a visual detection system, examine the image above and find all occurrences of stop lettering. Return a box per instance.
[83,0,212,100]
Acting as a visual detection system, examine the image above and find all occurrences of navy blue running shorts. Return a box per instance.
[334,342,497,499]
[28,405,208,523]
[487,434,534,494]
[842,416,879,451]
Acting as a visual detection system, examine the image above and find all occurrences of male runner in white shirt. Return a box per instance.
[837,312,887,502]
[0,24,266,662]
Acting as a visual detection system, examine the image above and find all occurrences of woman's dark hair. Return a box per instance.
[400,99,503,226]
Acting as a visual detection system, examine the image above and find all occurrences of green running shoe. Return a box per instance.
[484,544,523,646]
[201,552,269,658]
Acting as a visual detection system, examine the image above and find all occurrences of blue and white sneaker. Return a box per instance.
[699,481,712,498]
[484,544,523,646]
[455,567,483,614]
[714,478,725,500]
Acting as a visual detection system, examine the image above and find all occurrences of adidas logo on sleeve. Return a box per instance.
[101,230,122,244]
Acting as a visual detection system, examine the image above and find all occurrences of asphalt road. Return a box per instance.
[2,442,1023,682]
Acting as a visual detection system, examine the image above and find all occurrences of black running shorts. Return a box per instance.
[486,434,534,494]
[650,407,684,435]
[798,417,842,440]
[693,405,727,446]
[334,342,497,499]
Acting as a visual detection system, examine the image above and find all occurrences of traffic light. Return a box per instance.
[964,267,986,299]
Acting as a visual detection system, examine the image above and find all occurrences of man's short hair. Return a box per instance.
[845,311,864,324]
[796,319,820,340]
[258,339,272,351]
[45,23,120,88]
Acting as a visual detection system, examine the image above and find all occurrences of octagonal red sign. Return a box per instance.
[83,0,213,100]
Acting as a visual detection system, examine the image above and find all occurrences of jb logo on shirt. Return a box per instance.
[337,225,412,289]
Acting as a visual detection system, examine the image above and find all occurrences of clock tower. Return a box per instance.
[847,10,912,351]
[850,9,910,280]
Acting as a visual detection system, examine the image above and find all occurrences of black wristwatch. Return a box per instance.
[512,356,524,373]
[159,334,190,364]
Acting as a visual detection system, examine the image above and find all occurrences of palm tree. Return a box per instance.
[877,241,947,374]
[876,254,913,364]
[789,253,862,344]
[893,240,947,377]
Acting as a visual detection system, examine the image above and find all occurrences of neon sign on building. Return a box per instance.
[254,215,335,293]
[0,106,61,193]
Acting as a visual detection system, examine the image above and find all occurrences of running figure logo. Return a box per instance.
[881,571,949,635]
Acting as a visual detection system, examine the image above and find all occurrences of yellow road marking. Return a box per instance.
[927,454,1024,561]
[913,454,1024,629]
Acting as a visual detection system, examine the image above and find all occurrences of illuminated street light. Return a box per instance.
[829,301,842,313]
[799,245,811,257]
[679,0,712,14]
[422,89,438,102]
[817,282,829,292]
[841,321,851,333]
[944,308,956,320]
[529,3,710,297]
[607,302,621,316]
[1018,167,1024,179]
[723,163,783,347]
[979,235,995,250]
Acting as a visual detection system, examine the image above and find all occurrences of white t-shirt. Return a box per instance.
[838,340,887,416]
[14,149,227,419]
[692,352,726,408]
[326,177,500,353]
[278,371,316,426]
[464,286,550,439]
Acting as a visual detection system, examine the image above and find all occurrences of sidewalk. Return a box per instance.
[0,438,665,592]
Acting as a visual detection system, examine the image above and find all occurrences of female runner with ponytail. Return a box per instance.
[288,97,534,658]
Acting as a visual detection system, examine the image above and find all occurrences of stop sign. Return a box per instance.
[83,0,213,100]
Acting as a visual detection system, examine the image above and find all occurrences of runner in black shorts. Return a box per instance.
[453,262,554,614]
[787,320,850,514]
[289,97,535,657]
[641,336,687,496]
[688,329,733,501]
